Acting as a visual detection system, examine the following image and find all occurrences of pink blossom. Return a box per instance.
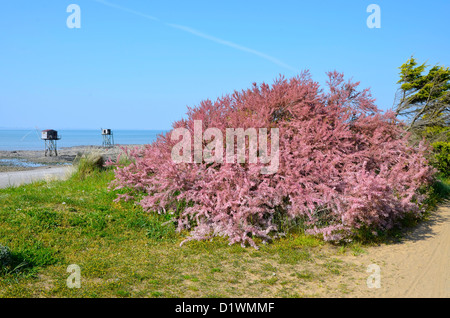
[109,71,435,247]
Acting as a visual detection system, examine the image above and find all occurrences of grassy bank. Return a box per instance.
[0,161,448,298]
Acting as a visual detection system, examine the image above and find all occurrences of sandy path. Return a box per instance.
[0,166,74,189]
[346,201,450,298]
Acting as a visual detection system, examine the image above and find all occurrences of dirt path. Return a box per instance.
[0,166,74,189]
[344,201,450,298]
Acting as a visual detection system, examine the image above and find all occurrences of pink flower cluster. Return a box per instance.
[109,71,435,248]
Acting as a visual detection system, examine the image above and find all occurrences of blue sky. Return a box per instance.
[0,0,449,130]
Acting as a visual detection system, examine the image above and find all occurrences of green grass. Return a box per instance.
[1,161,448,298]
[430,174,450,203]
[0,165,352,297]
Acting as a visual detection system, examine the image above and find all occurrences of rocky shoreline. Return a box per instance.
[0,145,141,172]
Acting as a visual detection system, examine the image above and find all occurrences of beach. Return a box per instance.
[0,145,137,167]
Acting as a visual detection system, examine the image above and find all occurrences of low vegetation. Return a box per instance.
[0,156,448,297]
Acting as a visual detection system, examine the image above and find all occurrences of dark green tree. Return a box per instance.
[394,57,450,142]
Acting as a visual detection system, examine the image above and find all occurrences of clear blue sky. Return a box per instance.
[1,0,449,130]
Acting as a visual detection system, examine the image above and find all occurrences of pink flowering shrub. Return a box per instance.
[109,71,435,248]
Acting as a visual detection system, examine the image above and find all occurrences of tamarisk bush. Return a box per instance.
[109,71,435,248]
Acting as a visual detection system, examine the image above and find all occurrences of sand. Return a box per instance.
[341,201,450,298]
[0,145,135,166]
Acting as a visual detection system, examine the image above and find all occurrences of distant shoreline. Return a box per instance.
[0,129,167,153]
[0,144,143,172]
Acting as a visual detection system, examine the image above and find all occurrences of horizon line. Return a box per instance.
[0,127,171,131]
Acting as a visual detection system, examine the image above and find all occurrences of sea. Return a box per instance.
[0,129,168,151]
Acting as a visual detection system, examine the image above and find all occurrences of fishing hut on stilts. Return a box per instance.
[41,129,60,156]
[101,128,114,148]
